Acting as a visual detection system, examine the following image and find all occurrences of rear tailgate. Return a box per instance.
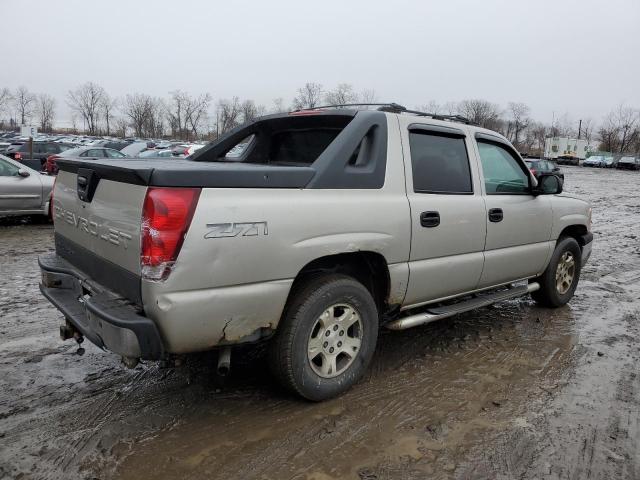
[52,166,148,303]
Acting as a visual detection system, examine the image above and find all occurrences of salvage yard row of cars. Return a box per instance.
[0,131,206,172]
[0,132,206,219]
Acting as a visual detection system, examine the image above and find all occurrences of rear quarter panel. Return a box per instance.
[143,116,411,353]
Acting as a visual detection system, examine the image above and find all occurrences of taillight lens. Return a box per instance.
[141,187,200,281]
[46,155,59,174]
[15,152,22,161]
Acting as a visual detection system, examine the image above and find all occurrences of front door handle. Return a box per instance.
[488,208,503,222]
[420,211,440,228]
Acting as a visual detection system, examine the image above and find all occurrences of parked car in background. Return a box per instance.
[616,156,639,171]
[5,141,70,171]
[583,155,615,168]
[556,155,580,166]
[524,159,564,182]
[138,149,176,158]
[171,144,205,157]
[0,154,53,218]
[120,141,149,157]
[46,146,130,175]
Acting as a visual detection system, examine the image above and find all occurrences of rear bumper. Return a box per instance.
[580,232,593,266]
[39,253,165,360]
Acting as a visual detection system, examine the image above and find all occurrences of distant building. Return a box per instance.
[544,137,595,160]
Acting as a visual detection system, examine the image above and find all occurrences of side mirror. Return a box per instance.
[17,169,30,178]
[533,174,562,195]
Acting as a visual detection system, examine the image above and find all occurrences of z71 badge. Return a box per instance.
[204,222,268,239]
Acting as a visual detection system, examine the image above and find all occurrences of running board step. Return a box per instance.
[386,282,540,331]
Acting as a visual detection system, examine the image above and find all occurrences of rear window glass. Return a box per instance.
[408,131,472,194]
[198,114,353,166]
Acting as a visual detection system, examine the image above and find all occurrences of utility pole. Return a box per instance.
[578,119,582,140]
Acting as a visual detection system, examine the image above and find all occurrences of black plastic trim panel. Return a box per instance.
[56,110,387,190]
[55,233,142,305]
[409,123,466,137]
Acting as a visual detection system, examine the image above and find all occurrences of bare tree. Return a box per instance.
[614,105,639,153]
[530,122,548,155]
[442,101,459,116]
[506,102,531,149]
[166,91,211,140]
[101,94,118,136]
[166,90,190,139]
[324,83,357,105]
[14,86,36,125]
[240,99,265,124]
[36,94,56,132]
[185,93,212,139]
[292,82,323,109]
[457,99,502,130]
[123,93,156,137]
[271,97,286,114]
[0,87,12,117]
[114,117,128,138]
[419,100,441,114]
[578,118,594,143]
[67,82,106,134]
[216,97,242,134]
[597,111,619,152]
[359,88,378,104]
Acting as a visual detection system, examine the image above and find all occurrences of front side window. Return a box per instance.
[477,141,530,194]
[409,131,472,194]
[0,158,20,177]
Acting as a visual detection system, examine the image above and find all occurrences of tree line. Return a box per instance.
[0,82,639,154]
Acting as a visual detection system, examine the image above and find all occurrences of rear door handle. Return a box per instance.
[420,211,440,228]
[488,208,503,222]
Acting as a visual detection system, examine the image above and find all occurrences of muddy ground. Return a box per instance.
[0,166,639,480]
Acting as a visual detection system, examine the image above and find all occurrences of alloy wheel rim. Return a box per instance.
[307,304,363,378]
[555,251,575,295]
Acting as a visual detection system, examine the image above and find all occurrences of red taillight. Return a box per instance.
[183,147,190,156]
[141,187,200,281]
[14,152,22,161]
[46,155,59,174]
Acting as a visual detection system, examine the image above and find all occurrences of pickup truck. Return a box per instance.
[39,105,593,400]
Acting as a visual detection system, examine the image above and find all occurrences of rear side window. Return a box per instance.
[268,129,342,166]
[408,131,472,194]
[198,114,353,166]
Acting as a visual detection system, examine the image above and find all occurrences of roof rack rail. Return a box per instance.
[291,103,474,125]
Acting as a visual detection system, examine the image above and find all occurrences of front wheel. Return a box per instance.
[269,274,378,401]
[531,237,582,307]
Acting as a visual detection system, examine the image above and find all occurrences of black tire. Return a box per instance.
[531,237,582,307]
[269,274,378,401]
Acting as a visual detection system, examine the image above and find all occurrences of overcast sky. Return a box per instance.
[2,0,639,127]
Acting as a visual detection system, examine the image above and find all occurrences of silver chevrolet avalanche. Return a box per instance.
[39,104,593,400]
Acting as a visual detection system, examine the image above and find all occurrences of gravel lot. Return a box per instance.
[1,166,639,480]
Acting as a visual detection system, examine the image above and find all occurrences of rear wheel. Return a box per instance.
[531,237,582,307]
[269,274,378,401]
